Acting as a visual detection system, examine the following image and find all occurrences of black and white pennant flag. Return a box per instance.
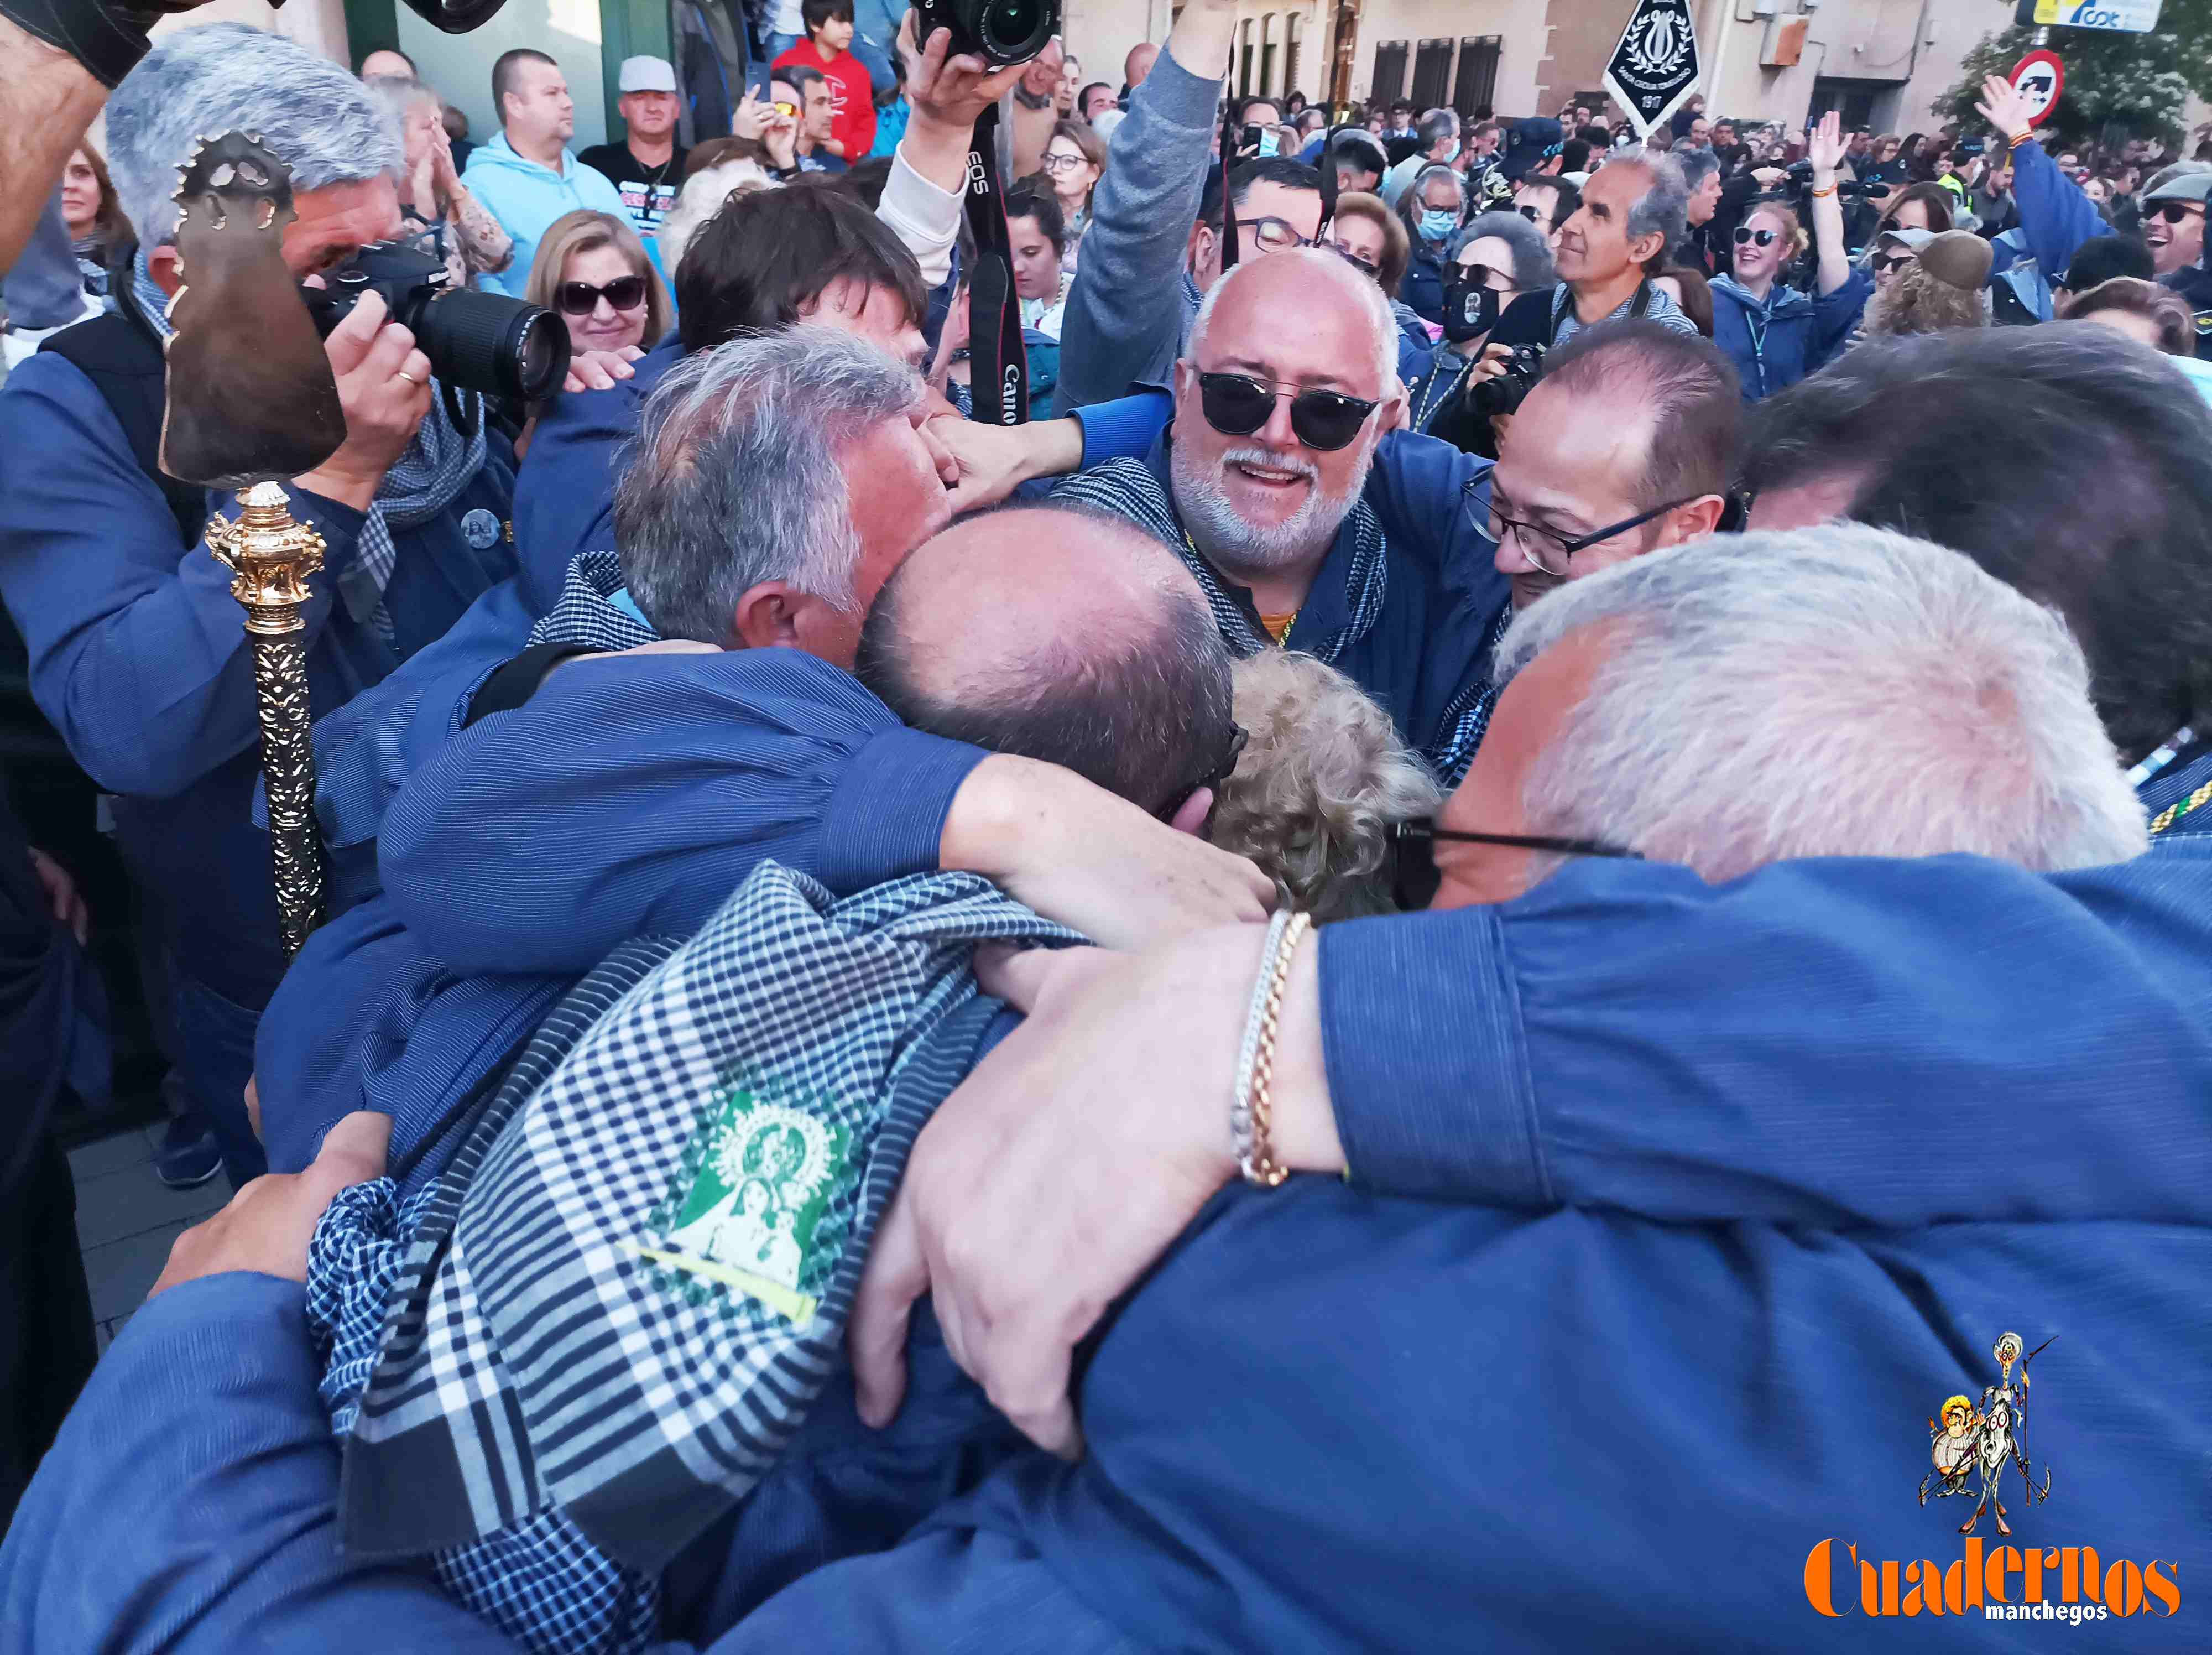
[1602,0,1703,139]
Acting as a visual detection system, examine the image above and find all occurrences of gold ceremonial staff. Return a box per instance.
[205,490,328,956]
[161,133,352,956]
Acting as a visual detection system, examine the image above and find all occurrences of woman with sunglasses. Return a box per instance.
[1405,211,1552,445]
[1705,112,1867,402]
[525,209,674,365]
[1324,191,1434,385]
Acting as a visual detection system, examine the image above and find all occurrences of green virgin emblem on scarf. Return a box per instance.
[636,1082,851,1328]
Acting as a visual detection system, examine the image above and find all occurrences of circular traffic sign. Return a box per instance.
[2009,49,2065,127]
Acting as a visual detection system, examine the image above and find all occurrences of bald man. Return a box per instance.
[1121,39,1158,98]
[1053,245,1514,785]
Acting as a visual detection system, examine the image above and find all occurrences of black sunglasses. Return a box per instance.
[2144,200,2206,224]
[1162,724,1249,826]
[554,275,649,316]
[1733,226,1779,246]
[1388,820,1642,909]
[1871,251,1913,274]
[1196,371,1380,452]
[1516,203,1544,222]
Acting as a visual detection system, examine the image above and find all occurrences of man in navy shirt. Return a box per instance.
[1053,246,1510,785]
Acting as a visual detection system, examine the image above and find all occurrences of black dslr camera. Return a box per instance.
[912,0,1058,66]
[1467,342,1546,418]
[301,241,570,426]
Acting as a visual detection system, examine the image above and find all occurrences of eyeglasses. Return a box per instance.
[1871,251,1913,275]
[1041,151,1089,173]
[2144,200,2206,224]
[1233,216,1314,252]
[1453,261,1515,293]
[554,275,648,315]
[1733,226,1779,247]
[1196,370,1380,451]
[1484,486,1697,577]
[771,100,798,119]
[1516,204,1544,222]
[1162,724,1248,825]
[1326,240,1380,275]
[1387,819,1642,908]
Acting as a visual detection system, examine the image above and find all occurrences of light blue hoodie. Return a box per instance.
[461,132,631,298]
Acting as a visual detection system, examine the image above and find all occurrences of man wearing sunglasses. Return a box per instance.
[1056,245,1511,785]
[1058,0,1324,412]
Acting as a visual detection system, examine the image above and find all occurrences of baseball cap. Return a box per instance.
[2141,170,2212,206]
[619,55,677,93]
[1878,226,1992,290]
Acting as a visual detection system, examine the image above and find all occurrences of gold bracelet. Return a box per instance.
[1240,910,1312,1188]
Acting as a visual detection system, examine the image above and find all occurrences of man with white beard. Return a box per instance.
[1052,247,1511,783]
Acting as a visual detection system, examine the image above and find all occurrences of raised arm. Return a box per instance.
[1978,73,2108,284]
[1805,111,1853,296]
[0,15,105,268]
[1056,0,1236,410]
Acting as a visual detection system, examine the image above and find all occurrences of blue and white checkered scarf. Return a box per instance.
[132,250,487,643]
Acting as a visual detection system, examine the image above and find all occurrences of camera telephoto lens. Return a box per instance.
[408,287,571,404]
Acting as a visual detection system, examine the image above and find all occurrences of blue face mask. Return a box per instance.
[1442,138,1461,164]
[1257,129,1281,157]
[1420,208,1458,243]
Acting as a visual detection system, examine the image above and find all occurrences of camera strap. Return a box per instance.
[961,102,1029,425]
[1219,103,1242,273]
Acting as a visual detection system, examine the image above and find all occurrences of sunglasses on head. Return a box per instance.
[1733,226,1780,246]
[554,275,649,316]
[2145,200,2206,224]
[1195,370,1380,452]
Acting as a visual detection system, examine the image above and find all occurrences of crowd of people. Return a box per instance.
[0,0,2206,1643]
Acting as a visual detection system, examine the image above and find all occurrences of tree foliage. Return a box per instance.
[1938,0,2212,140]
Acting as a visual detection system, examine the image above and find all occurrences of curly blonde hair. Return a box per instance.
[1864,258,1990,339]
[1209,652,1442,922]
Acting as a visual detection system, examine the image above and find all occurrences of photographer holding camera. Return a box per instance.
[1706,112,1869,403]
[0,25,539,1187]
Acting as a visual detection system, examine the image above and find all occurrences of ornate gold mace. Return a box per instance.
[204,488,329,956]
[162,133,352,956]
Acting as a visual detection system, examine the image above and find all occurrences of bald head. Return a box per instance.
[854,507,1237,815]
[1125,43,1159,89]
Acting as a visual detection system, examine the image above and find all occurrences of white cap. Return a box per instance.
[618,55,677,93]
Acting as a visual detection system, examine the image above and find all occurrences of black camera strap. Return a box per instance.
[961,102,1029,425]
[1218,102,1242,274]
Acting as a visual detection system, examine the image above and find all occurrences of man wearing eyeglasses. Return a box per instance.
[1055,246,1511,785]
[1058,0,1324,412]
[1485,320,1737,613]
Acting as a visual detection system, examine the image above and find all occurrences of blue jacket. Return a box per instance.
[0,354,520,1006]
[1708,270,1871,403]
[1400,244,1448,326]
[2008,138,2109,294]
[461,134,633,299]
[8,845,2209,1650]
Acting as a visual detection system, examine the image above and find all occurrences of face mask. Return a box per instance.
[1257,129,1280,157]
[1442,138,1461,164]
[1420,209,1458,244]
[1441,275,1500,342]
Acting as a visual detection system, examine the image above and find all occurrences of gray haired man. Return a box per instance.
[1490,153,1698,348]
[0,21,530,1188]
